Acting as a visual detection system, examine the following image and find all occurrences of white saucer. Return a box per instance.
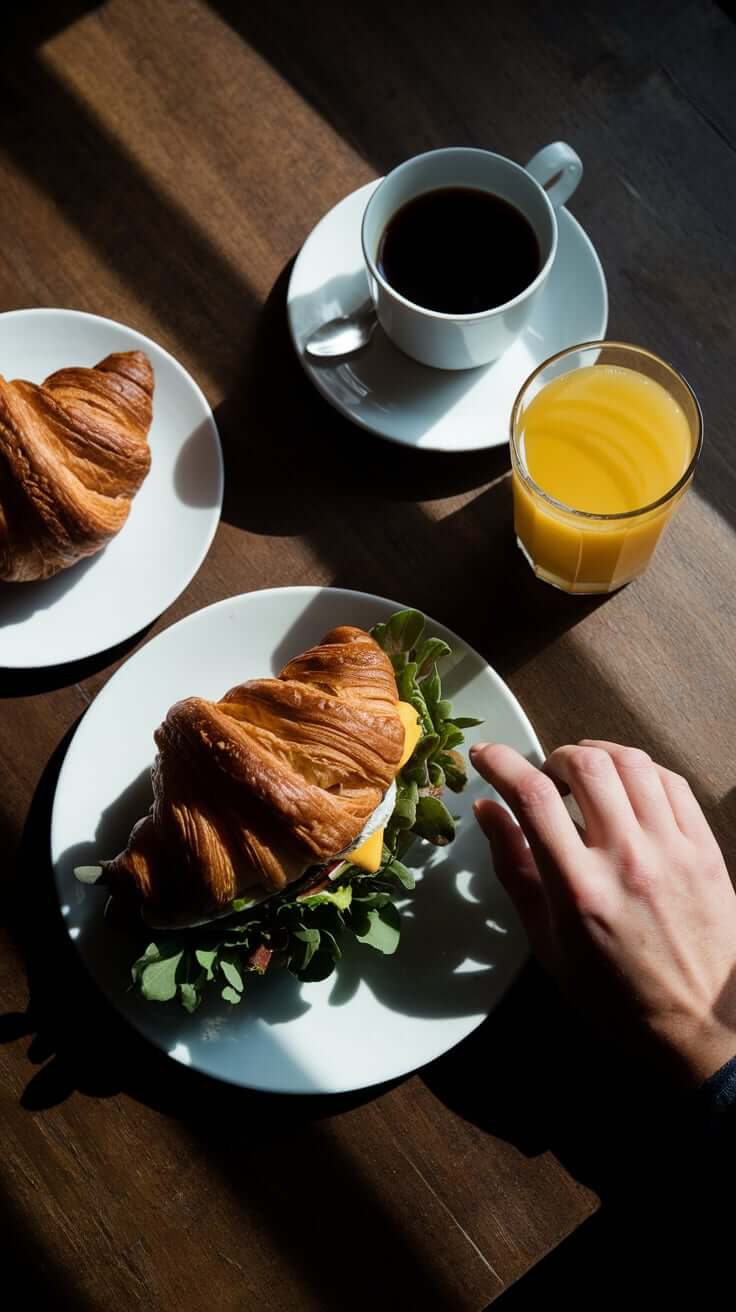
[0,308,223,669]
[287,180,608,453]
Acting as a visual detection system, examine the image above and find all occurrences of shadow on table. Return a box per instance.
[216,259,509,518]
[215,260,612,680]
[425,962,734,1306]
[0,620,157,698]
[0,728,482,1310]
[0,1178,100,1312]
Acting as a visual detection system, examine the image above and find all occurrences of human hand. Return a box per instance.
[471,740,736,1085]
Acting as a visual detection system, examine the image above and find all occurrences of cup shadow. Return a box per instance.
[215,258,510,541]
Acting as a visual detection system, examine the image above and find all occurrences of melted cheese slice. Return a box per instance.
[347,702,422,872]
[397,700,422,768]
[348,827,385,872]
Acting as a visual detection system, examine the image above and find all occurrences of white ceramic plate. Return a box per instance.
[51,586,543,1094]
[287,179,608,452]
[0,308,223,668]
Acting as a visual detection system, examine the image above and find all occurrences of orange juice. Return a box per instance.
[511,357,700,593]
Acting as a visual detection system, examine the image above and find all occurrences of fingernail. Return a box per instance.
[469,742,491,760]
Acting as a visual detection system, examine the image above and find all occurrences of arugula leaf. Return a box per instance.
[391,779,418,830]
[386,858,415,890]
[179,981,201,1013]
[402,740,438,789]
[221,985,242,1005]
[415,636,451,677]
[195,947,218,980]
[395,661,418,701]
[139,949,184,1002]
[317,928,342,962]
[439,723,465,751]
[290,925,321,971]
[420,665,441,722]
[219,956,245,994]
[131,942,161,984]
[355,902,401,954]
[412,795,456,845]
[372,609,425,656]
[438,750,467,793]
[300,884,352,911]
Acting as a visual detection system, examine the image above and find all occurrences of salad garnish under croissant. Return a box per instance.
[76,609,482,1010]
[0,350,153,582]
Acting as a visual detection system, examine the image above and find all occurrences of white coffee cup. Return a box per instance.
[361,143,582,370]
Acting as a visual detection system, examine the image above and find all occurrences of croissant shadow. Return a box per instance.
[173,418,224,510]
[0,551,100,629]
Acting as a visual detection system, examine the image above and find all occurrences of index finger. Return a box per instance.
[470,743,586,894]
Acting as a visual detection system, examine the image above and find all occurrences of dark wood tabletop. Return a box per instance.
[1,1,735,1307]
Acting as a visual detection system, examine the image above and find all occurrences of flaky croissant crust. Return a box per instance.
[104,626,404,922]
[0,350,153,582]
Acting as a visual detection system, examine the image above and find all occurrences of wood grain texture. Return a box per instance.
[0,1,734,1307]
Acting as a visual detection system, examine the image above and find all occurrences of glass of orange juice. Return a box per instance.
[509,342,703,594]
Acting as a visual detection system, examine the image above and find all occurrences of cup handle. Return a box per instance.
[525,142,583,209]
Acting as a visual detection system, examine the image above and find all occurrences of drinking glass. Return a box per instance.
[509,341,703,594]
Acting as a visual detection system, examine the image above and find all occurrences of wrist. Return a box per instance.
[664,1020,736,1088]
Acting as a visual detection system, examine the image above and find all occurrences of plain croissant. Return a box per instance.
[0,350,153,582]
[103,626,405,924]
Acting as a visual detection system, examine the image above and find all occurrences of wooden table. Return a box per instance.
[1,1,734,1306]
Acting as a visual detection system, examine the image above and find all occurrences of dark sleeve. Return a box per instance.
[693,1052,736,1133]
[692,1049,734,1112]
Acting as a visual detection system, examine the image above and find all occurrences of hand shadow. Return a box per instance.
[440,960,736,1306]
[422,954,706,1209]
[329,845,525,1023]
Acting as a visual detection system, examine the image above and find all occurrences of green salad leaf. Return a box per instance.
[128,608,483,1010]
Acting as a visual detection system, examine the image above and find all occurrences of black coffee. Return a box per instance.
[377,186,541,315]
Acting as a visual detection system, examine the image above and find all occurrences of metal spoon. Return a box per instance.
[304,298,378,359]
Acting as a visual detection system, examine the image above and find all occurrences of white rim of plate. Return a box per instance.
[0,307,224,668]
[51,584,544,1094]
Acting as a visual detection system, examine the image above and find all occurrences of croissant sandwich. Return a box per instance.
[96,624,420,924]
[0,350,153,582]
[76,608,480,1010]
